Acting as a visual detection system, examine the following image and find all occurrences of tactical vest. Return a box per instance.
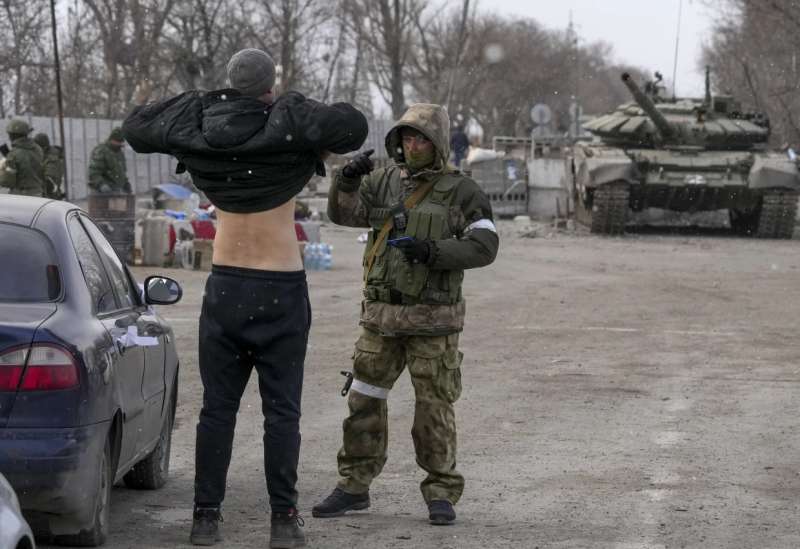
[363,172,465,306]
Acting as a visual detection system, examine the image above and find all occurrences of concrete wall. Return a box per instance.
[527,156,568,219]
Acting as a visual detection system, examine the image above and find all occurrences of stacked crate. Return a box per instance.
[88,194,136,264]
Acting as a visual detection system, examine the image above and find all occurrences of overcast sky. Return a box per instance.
[479,0,717,97]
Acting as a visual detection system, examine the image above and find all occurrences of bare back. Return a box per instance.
[213,198,302,271]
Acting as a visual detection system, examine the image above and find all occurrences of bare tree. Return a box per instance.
[82,0,177,117]
[343,0,425,119]
[0,0,50,115]
[0,0,645,136]
[246,0,331,93]
[163,0,243,91]
[703,0,800,145]
[410,0,474,112]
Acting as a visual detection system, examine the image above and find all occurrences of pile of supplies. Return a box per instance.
[138,185,330,271]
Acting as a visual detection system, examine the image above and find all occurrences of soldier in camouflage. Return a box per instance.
[88,127,131,194]
[34,133,66,199]
[312,103,499,525]
[0,119,45,197]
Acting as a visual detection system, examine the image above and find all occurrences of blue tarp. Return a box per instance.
[154,183,193,200]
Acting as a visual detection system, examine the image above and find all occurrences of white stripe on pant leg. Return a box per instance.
[351,379,390,399]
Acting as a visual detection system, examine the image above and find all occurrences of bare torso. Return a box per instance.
[213,198,303,271]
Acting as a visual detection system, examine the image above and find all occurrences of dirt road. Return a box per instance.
[54,222,800,548]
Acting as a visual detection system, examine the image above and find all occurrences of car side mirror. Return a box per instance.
[143,276,182,305]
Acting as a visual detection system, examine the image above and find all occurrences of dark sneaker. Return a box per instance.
[190,507,223,545]
[270,508,306,548]
[428,500,456,525]
[311,487,370,518]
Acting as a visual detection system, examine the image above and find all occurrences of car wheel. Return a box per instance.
[54,439,111,546]
[123,388,175,490]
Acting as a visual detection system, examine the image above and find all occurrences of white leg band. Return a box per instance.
[351,379,390,399]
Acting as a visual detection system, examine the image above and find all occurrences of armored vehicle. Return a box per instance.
[569,70,799,237]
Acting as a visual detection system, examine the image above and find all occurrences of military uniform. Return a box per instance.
[88,128,131,194]
[0,120,45,197]
[34,133,65,199]
[326,104,499,506]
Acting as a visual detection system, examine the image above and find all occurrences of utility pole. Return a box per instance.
[567,12,580,140]
[671,0,683,99]
[50,0,68,198]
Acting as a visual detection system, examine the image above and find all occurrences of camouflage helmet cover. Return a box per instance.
[34,132,50,148]
[109,127,125,142]
[6,118,32,136]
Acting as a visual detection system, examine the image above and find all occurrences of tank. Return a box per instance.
[568,69,800,237]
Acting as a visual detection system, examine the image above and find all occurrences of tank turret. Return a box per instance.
[620,72,674,141]
[569,69,799,238]
[584,71,769,150]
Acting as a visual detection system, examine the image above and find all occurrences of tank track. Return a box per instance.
[590,183,630,235]
[756,190,798,239]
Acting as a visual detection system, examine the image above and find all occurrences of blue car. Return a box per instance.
[0,195,182,546]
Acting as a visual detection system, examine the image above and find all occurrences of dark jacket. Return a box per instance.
[122,89,368,213]
[450,129,469,155]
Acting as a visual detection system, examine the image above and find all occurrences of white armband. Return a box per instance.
[465,218,497,234]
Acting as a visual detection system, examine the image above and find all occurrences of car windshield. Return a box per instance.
[0,224,60,302]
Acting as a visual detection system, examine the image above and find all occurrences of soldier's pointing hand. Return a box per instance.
[342,148,374,179]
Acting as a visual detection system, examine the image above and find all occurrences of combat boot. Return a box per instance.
[311,487,370,517]
[428,500,456,525]
[270,508,306,548]
[190,506,223,545]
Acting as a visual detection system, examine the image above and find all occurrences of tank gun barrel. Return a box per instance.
[621,72,674,141]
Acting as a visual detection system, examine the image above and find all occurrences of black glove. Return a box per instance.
[342,148,374,179]
[394,237,432,265]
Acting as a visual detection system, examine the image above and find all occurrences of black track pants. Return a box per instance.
[194,265,310,513]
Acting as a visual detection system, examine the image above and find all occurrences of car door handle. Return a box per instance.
[115,313,139,328]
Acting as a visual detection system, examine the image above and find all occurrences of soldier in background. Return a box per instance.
[0,119,45,197]
[450,124,469,169]
[88,127,131,194]
[313,103,499,526]
[34,133,66,199]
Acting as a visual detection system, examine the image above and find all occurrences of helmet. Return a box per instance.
[109,127,125,142]
[6,119,32,136]
[33,133,50,148]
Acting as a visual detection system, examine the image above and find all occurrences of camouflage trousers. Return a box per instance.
[337,327,465,504]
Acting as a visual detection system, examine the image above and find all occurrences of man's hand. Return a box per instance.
[393,237,432,265]
[342,148,374,179]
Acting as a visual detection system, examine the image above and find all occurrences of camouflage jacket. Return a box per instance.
[0,137,44,197]
[42,145,65,198]
[88,141,130,193]
[328,103,499,336]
